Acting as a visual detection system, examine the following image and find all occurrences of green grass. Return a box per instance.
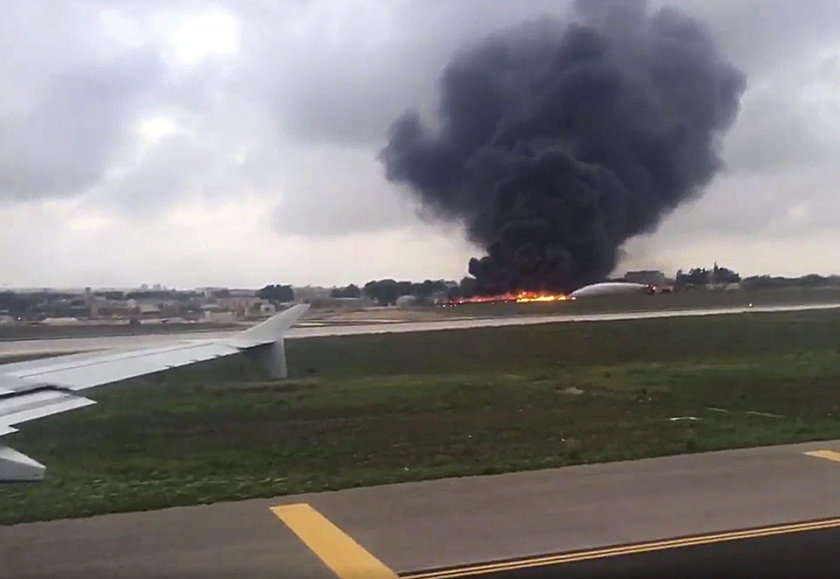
[437,286,840,317]
[3,309,840,524]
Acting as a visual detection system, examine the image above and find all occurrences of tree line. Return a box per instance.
[740,274,840,290]
[359,279,454,306]
[256,279,465,306]
[674,264,740,289]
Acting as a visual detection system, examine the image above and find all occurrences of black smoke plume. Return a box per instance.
[381,1,745,293]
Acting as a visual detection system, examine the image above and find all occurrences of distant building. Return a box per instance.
[215,296,263,317]
[229,289,257,298]
[199,287,229,299]
[624,270,667,287]
[201,304,236,323]
[293,286,333,302]
[203,310,237,323]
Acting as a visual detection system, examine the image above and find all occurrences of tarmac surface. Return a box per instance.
[3,302,840,357]
[4,440,840,578]
[424,525,840,578]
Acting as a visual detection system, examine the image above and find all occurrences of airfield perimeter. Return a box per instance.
[5,440,840,577]
[4,300,840,358]
[4,300,840,576]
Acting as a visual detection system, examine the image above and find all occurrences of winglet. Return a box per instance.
[0,446,45,482]
[226,304,309,378]
[227,304,309,349]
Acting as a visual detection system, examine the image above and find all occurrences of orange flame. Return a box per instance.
[449,291,573,305]
[514,292,573,303]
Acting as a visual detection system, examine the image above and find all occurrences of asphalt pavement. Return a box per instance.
[4,440,840,578]
[3,302,840,357]
[425,525,840,578]
[5,303,840,577]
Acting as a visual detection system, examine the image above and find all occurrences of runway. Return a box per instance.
[5,303,840,577]
[408,523,840,578]
[3,302,840,357]
[4,440,840,578]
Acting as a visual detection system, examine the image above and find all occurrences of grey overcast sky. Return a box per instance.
[2,0,839,289]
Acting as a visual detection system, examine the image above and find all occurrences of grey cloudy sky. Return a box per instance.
[2,0,839,289]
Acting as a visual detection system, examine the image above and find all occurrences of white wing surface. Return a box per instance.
[0,304,308,482]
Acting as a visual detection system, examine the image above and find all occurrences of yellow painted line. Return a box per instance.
[405,517,840,579]
[805,450,840,463]
[271,503,398,579]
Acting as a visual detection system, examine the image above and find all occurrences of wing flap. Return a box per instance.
[225,304,309,348]
[0,446,45,482]
[7,342,241,391]
[0,304,309,481]
[0,389,96,430]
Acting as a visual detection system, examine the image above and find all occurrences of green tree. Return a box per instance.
[363,280,403,306]
[256,284,294,304]
[330,284,361,298]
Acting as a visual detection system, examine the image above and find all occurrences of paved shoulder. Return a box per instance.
[4,440,840,577]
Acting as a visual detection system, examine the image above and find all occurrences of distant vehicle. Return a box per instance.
[570,282,652,298]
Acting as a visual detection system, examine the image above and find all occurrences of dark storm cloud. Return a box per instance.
[249,0,840,250]
[264,1,572,147]
[681,0,840,75]
[0,53,162,200]
[272,146,414,236]
[382,1,745,292]
[678,0,840,176]
[1,0,838,273]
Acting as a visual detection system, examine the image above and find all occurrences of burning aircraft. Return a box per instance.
[448,291,573,305]
[382,1,745,295]
[569,282,652,298]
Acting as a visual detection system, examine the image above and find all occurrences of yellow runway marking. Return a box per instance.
[804,450,840,463]
[404,517,840,579]
[271,503,398,579]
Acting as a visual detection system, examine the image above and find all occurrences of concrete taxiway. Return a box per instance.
[3,302,840,357]
[4,440,840,578]
[416,524,840,578]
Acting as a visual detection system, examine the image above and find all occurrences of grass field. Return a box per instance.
[438,287,840,317]
[3,308,840,524]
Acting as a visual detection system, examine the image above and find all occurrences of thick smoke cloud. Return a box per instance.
[381,1,745,293]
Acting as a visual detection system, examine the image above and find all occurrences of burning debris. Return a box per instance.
[382,0,745,294]
[448,291,573,305]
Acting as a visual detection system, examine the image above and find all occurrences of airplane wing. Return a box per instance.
[0,304,309,482]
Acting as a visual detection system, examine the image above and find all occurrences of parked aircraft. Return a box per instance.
[570,282,652,298]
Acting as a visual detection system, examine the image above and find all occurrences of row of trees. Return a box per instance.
[330,284,361,298]
[256,284,294,303]
[741,274,840,290]
[674,264,741,289]
[259,280,462,306]
[0,291,86,318]
[360,279,452,306]
[265,268,840,305]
